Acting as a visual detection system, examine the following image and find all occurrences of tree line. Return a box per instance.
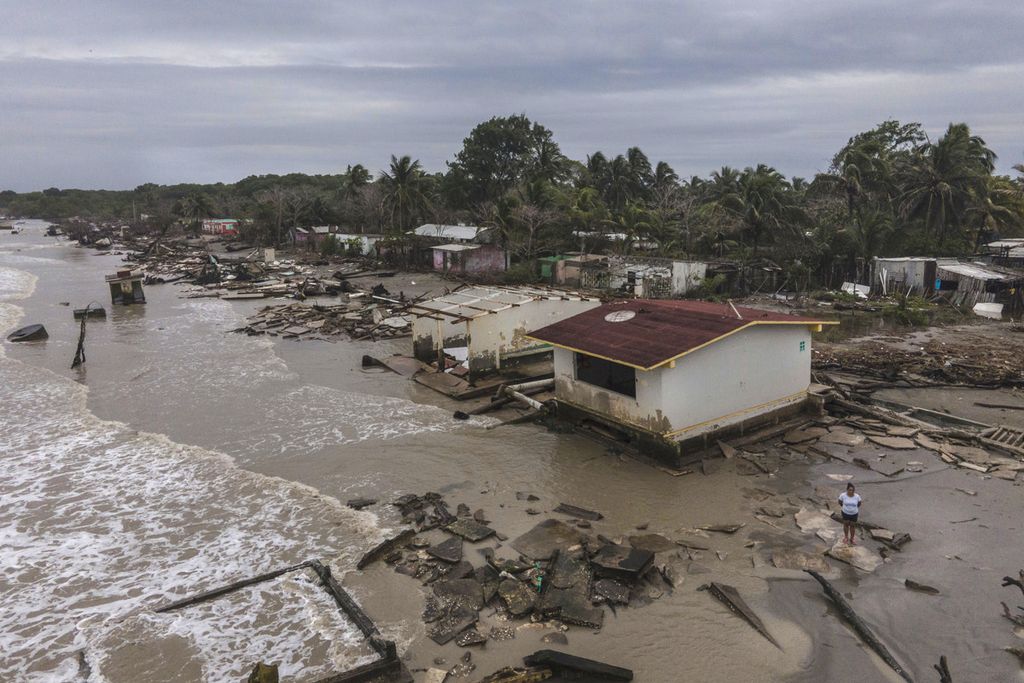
[3,115,1022,286]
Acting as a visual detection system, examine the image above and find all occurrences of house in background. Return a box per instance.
[870,256,937,295]
[527,299,837,468]
[201,219,240,236]
[293,225,337,246]
[983,239,1024,269]
[410,223,509,275]
[935,260,1024,314]
[408,285,600,380]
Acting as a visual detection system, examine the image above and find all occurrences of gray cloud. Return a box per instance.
[1,0,1023,190]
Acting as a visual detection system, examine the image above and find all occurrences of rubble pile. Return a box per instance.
[814,333,1024,386]
[234,288,414,341]
[359,493,684,654]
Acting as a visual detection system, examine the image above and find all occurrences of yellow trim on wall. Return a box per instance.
[525,319,838,371]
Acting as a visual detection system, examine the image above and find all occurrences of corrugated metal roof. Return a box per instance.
[936,262,1013,281]
[527,299,836,370]
[432,243,481,252]
[409,285,598,321]
[412,224,486,241]
[873,256,936,263]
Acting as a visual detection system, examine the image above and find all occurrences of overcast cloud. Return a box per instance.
[2,0,1023,191]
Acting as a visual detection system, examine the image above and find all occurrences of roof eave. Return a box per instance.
[526,318,838,372]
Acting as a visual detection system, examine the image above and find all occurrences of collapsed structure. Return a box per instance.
[527,299,837,467]
[105,268,146,305]
[408,285,600,381]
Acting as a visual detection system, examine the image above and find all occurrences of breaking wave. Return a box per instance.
[0,260,393,681]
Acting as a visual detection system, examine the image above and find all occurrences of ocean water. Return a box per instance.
[0,223,414,681]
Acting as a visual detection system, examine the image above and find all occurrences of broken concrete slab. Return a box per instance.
[498,578,537,617]
[433,578,484,611]
[446,518,496,542]
[627,533,677,553]
[427,606,478,646]
[827,541,882,572]
[511,520,585,561]
[357,528,416,570]
[783,427,828,444]
[819,431,866,447]
[594,578,631,604]
[659,554,688,588]
[886,426,920,438]
[428,536,464,564]
[456,629,488,647]
[771,549,831,573]
[914,434,945,452]
[541,632,568,645]
[553,503,603,521]
[867,435,918,450]
[870,460,906,477]
[795,508,844,545]
[346,497,378,510]
[539,551,602,628]
[443,560,475,580]
[591,543,655,583]
[424,668,448,683]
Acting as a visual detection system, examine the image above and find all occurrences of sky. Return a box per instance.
[2,0,1023,192]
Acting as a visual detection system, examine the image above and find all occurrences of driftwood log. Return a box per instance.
[1001,570,1024,597]
[699,582,781,649]
[804,570,914,683]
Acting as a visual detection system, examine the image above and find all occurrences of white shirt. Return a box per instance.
[839,492,862,515]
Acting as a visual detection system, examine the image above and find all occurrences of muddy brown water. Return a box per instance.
[1,222,1021,681]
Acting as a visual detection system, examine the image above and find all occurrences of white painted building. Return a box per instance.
[527,299,837,467]
[408,285,600,380]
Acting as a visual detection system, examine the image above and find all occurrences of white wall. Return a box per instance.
[412,314,466,361]
[468,298,600,373]
[656,325,811,437]
[553,324,812,436]
[553,347,669,432]
[671,261,707,295]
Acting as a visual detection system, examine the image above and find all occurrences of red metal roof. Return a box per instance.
[526,299,836,370]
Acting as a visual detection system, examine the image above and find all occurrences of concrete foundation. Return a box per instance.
[554,397,814,470]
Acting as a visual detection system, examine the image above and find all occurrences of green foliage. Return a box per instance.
[446,114,566,207]
[498,261,541,285]
[3,115,1022,295]
[319,235,342,257]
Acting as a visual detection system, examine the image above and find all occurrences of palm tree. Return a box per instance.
[966,176,1022,247]
[379,155,429,234]
[341,164,371,199]
[178,192,214,235]
[897,123,996,245]
[604,155,634,213]
[653,161,679,193]
[715,165,807,255]
[602,202,652,255]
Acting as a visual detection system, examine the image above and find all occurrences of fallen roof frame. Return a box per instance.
[154,559,411,683]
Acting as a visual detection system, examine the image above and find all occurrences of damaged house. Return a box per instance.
[410,223,508,275]
[409,286,600,381]
[527,300,837,468]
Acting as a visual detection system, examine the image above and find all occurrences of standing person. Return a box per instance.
[838,483,862,544]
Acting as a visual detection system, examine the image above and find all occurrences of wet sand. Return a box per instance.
[2,223,1022,681]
